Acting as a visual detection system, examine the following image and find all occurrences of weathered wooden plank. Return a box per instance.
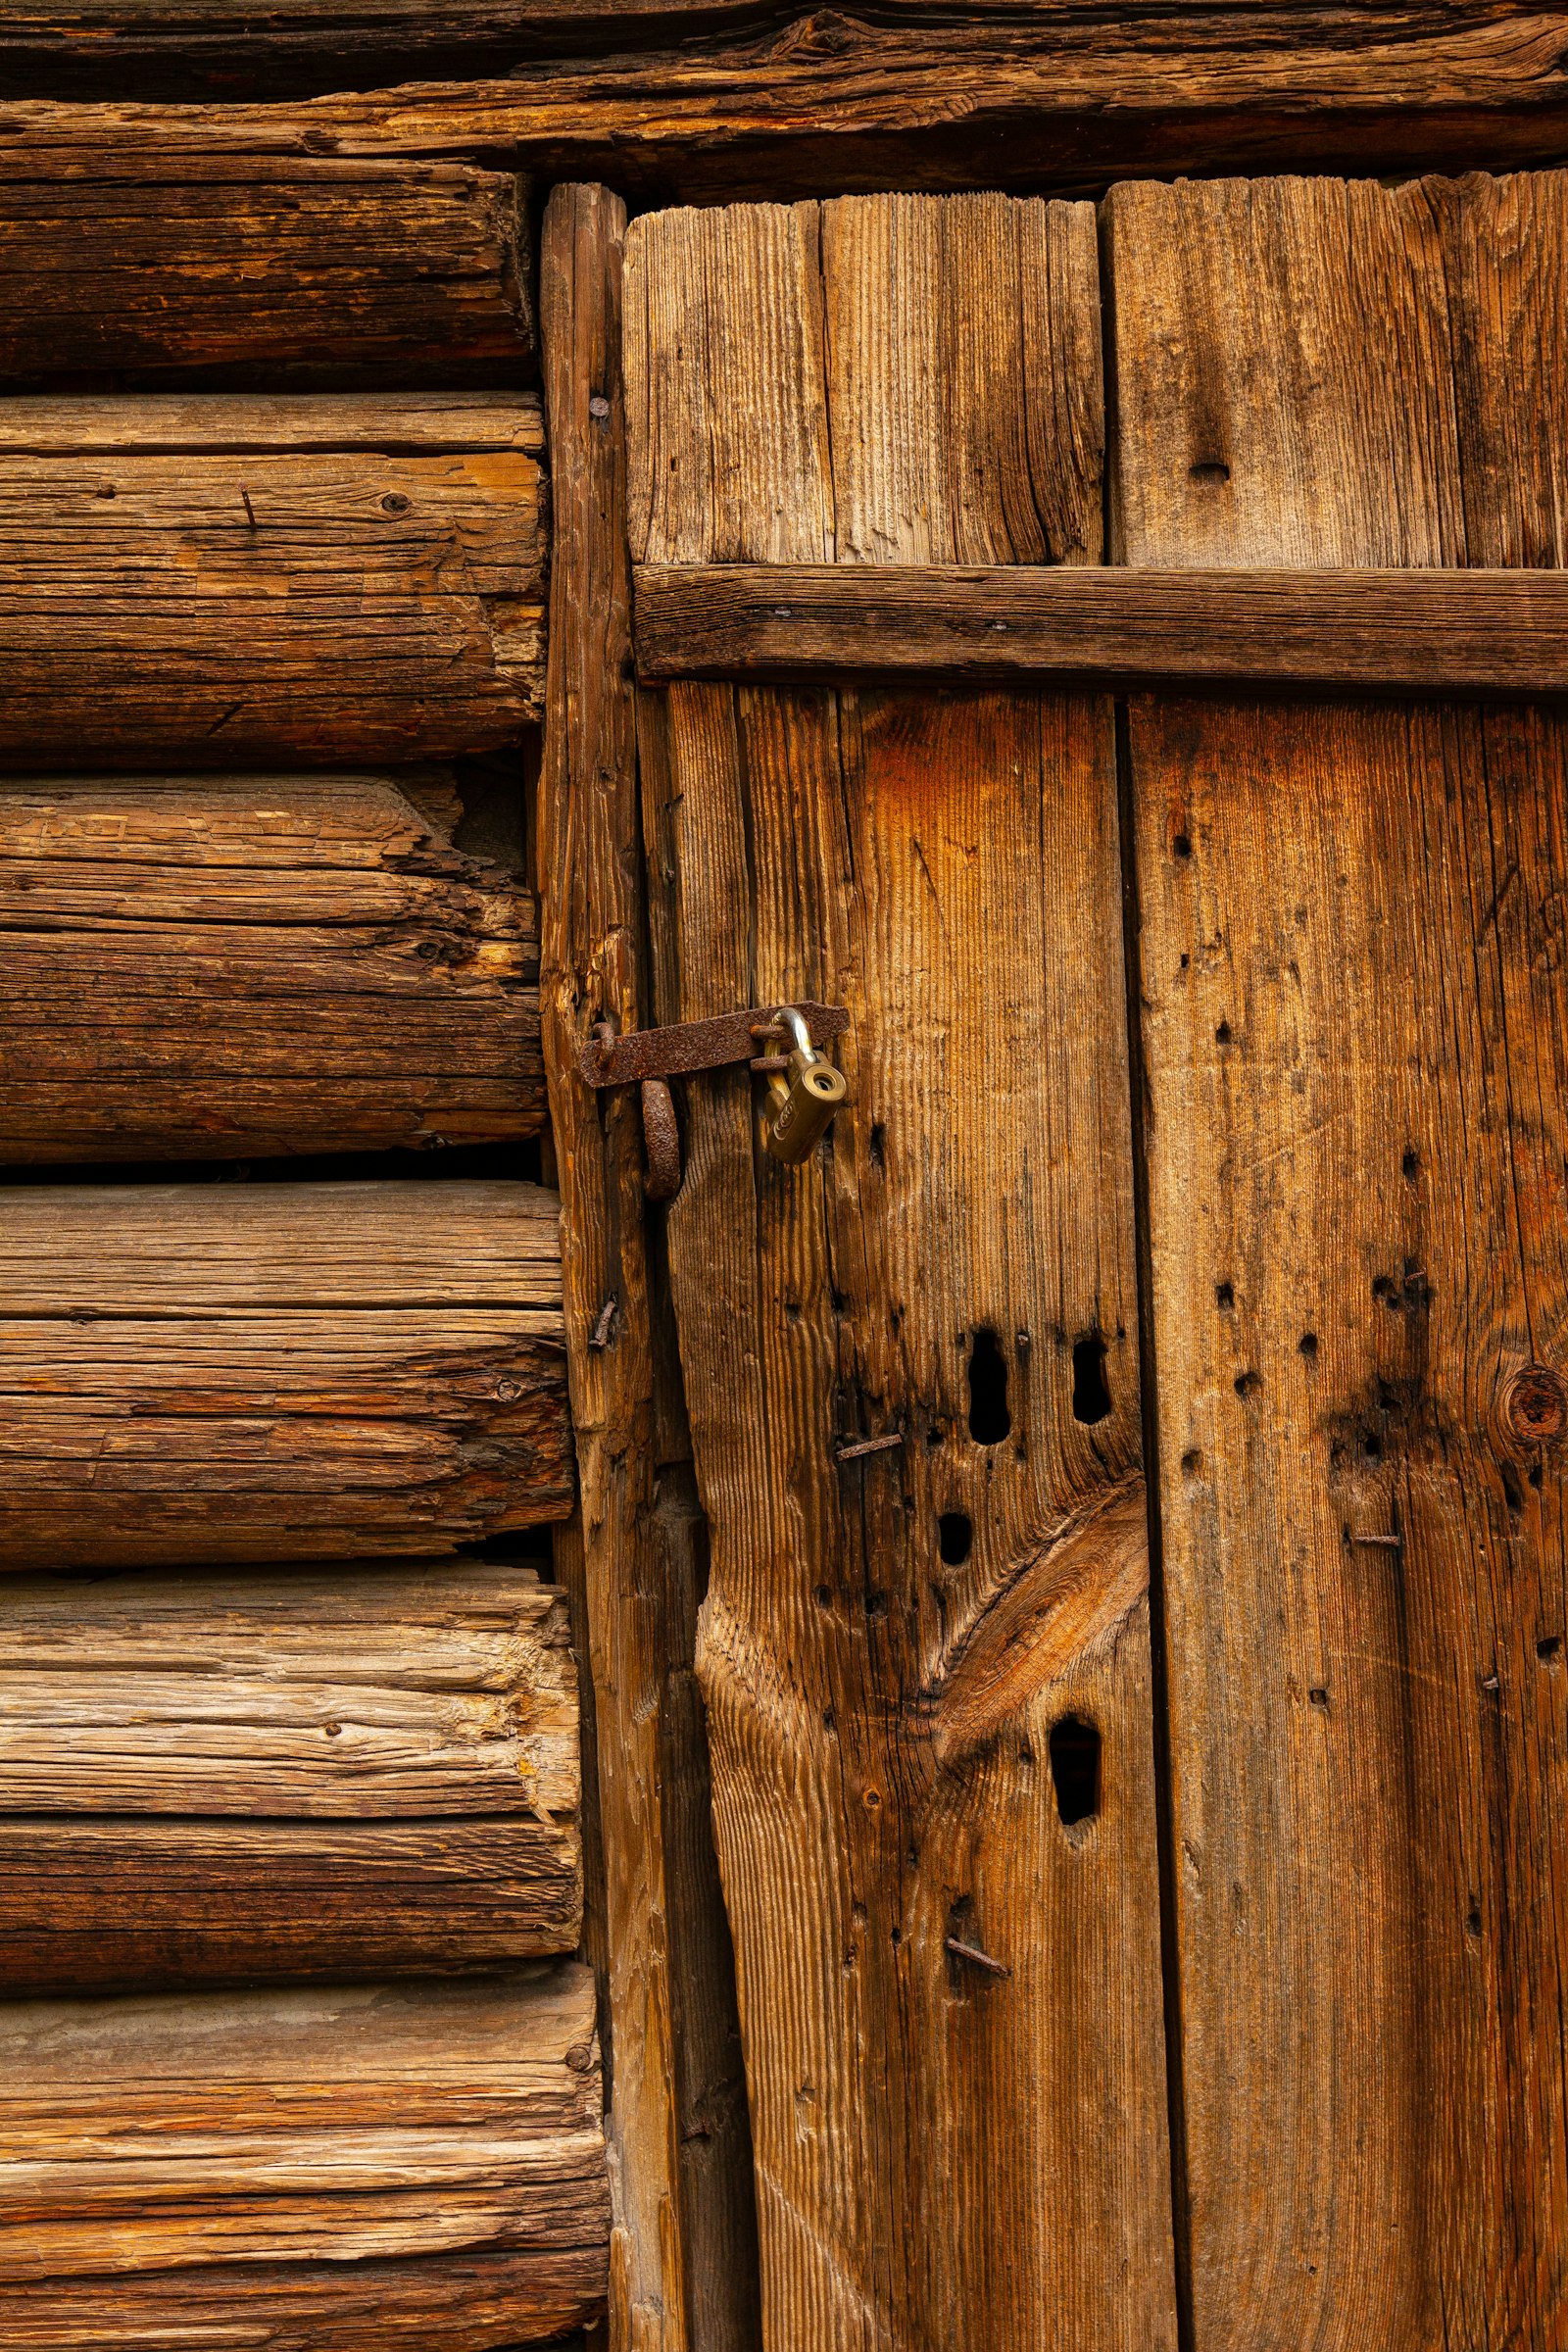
[634,561,1568,692]
[0,769,544,1161]
[0,392,543,449]
[5,9,1568,190]
[626,192,1174,2351]
[0,160,531,385]
[0,1558,580,1989]
[1109,167,1568,2347]
[0,396,546,766]
[0,1181,571,1570]
[0,1966,609,2345]
[538,182,758,2352]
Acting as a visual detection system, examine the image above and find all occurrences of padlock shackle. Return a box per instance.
[777,1005,813,1059]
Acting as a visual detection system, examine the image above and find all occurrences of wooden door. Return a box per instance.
[624,195,1178,2351]
[621,176,1568,2348]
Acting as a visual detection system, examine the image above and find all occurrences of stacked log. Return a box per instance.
[0,395,546,764]
[0,1967,610,2349]
[0,767,546,1159]
[0,1179,572,1568]
[0,1559,581,1990]
[0,160,532,383]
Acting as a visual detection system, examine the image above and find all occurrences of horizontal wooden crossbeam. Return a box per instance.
[634,564,1568,697]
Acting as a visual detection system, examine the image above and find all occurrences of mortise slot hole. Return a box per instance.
[1190,460,1231,483]
[1539,1635,1562,1662]
[1050,1716,1102,1826]
[938,1511,973,1566]
[967,1329,1011,1445]
[1071,1335,1112,1425]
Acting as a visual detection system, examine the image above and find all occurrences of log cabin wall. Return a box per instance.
[0,69,614,2352]
[8,14,1568,2352]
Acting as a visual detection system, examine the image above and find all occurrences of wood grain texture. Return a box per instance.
[0,769,545,1161]
[0,392,544,450]
[0,160,532,386]
[626,193,1175,2351]
[0,395,545,767]
[634,560,1568,690]
[0,1966,609,2344]
[0,1560,580,1989]
[0,1558,577,1816]
[7,10,1568,188]
[0,1180,571,1570]
[539,184,758,2352]
[1110,168,1568,2348]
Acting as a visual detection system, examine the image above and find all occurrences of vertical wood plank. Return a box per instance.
[1109,168,1568,2351]
[538,181,759,2352]
[628,193,1176,2352]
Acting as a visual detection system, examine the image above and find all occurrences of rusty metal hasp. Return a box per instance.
[581,1002,850,1202]
[578,1002,848,1088]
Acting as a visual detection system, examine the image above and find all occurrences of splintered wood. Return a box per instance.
[0,1180,572,1567]
[625,194,1175,2351]
[1109,170,1568,2348]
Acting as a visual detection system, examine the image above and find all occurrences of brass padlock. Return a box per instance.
[762,1006,848,1164]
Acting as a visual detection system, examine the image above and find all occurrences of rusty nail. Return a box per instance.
[945,1936,1011,1979]
[1351,1533,1403,1548]
[239,483,257,527]
[835,1433,905,1462]
[588,1298,617,1351]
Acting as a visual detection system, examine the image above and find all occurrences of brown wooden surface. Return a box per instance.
[0,1560,579,1990]
[0,1966,609,2344]
[635,560,1568,693]
[626,192,1174,2351]
[0,769,545,1161]
[1110,167,1568,2347]
[0,395,545,767]
[0,2257,601,2352]
[0,1180,571,1570]
[0,392,543,448]
[7,11,1568,189]
[0,159,531,385]
[539,182,758,2352]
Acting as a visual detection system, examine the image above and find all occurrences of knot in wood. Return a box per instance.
[1499,1362,1567,1446]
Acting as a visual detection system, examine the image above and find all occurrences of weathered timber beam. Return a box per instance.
[0,1559,579,1991]
[0,161,532,386]
[0,770,545,1162]
[0,1181,572,1570]
[0,1966,610,2347]
[0,396,546,767]
[634,563,1568,695]
[538,182,759,2352]
[5,15,1568,194]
